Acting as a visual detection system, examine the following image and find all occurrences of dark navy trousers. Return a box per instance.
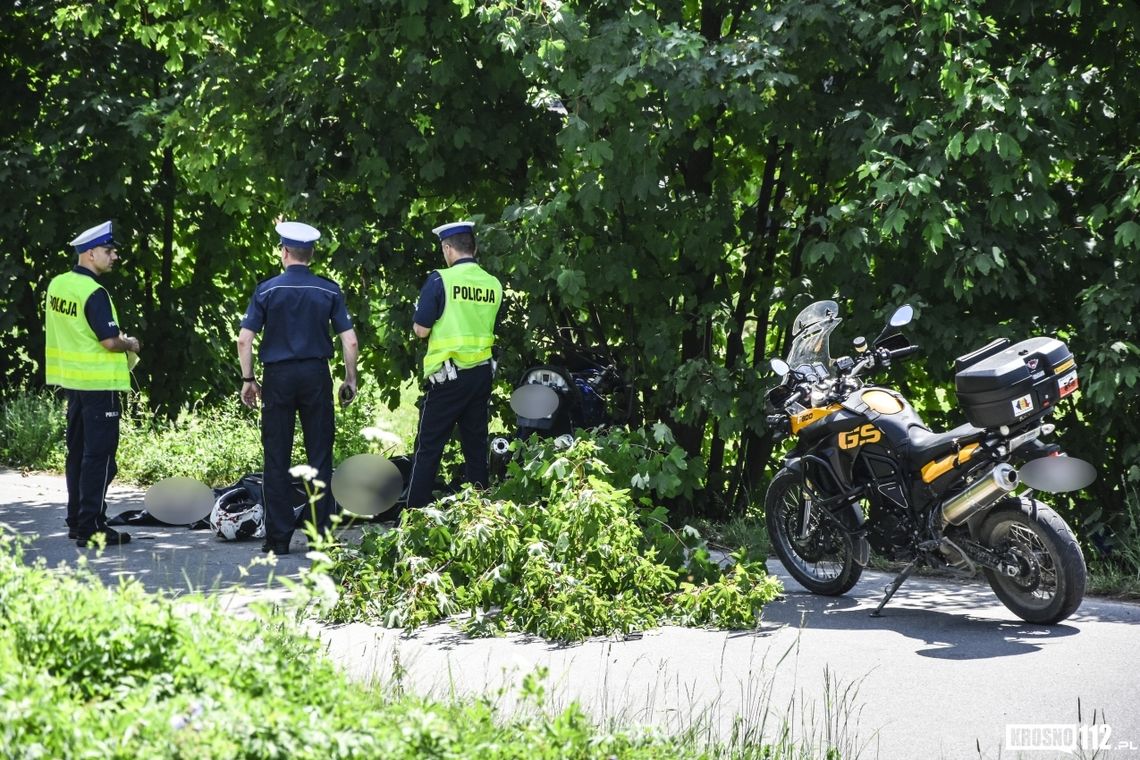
[407,363,492,508]
[64,389,120,538]
[260,359,334,543]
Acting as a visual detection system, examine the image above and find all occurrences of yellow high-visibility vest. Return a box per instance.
[44,271,129,390]
[423,263,502,377]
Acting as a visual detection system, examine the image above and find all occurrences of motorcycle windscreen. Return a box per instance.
[1018,456,1097,493]
[511,384,560,420]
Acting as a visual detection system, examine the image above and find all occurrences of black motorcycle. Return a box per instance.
[763,300,1095,624]
[490,345,632,479]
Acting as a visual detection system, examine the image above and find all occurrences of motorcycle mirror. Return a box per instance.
[874,304,915,346]
[1018,456,1097,493]
[145,477,215,525]
[770,358,791,377]
[510,384,560,419]
[331,453,404,517]
[889,304,914,327]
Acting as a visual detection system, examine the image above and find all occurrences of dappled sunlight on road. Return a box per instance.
[0,467,313,596]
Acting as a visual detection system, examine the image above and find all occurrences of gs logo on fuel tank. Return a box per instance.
[838,424,882,450]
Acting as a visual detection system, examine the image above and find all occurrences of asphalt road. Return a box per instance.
[2,467,1139,760]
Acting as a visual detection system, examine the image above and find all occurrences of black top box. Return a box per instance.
[955,337,1076,429]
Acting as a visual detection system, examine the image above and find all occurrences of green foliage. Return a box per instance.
[0,530,727,759]
[693,515,772,563]
[0,391,66,471]
[2,0,1137,533]
[0,384,417,487]
[500,424,707,502]
[115,398,264,486]
[324,433,781,642]
[673,551,784,629]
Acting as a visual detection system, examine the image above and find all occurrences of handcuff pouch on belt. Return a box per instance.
[428,359,459,385]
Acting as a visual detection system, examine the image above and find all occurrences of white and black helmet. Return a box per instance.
[209,487,266,541]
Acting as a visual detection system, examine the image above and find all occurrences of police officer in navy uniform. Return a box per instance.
[236,221,359,554]
[44,221,140,548]
[407,221,503,507]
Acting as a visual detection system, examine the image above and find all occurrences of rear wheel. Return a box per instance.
[765,468,865,596]
[977,498,1086,624]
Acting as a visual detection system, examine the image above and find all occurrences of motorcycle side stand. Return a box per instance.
[870,559,919,617]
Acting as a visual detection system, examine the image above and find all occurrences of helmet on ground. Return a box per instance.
[210,487,266,540]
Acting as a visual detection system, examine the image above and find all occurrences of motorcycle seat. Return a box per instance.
[905,422,985,467]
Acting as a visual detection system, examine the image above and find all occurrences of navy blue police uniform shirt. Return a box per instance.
[73,266,121,341]
[241,264,353,363]
[413,260,503,330]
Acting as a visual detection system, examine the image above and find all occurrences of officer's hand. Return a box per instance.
[338,380,357,406]
[241,380,261,408]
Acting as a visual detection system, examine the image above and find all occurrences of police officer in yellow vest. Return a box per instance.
[407,221,503,507]
[44,221,140,548]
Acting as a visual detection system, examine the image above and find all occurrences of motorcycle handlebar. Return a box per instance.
[788,386,809,406]
[845,344,921,378]
[887,345,921,361]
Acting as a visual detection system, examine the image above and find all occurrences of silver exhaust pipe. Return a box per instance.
[941,463,1019,526]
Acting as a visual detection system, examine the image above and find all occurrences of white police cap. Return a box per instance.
[276,221,321,248]
[431,221,475,240]
[70,221,116,253]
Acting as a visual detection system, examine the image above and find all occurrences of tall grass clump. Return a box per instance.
[0,390,66,471]
[115,398,264,486]
[1087,484,1140,599]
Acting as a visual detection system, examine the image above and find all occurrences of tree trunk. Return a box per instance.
[158,145,175,306]
[707,138,784,507]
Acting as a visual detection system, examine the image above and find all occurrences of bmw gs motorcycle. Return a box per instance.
[764,300,1095,624]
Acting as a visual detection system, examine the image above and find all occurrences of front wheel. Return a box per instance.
[765,468,865,596]
[977,498,1086,624]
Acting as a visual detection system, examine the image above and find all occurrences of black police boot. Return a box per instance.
[260,539,290,555]
[76,527,131,548]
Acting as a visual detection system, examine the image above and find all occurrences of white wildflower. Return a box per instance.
[289,464,319,481]
[361,426,403,448]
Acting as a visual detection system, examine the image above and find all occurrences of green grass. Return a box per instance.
[693,515,771,562]
[0,390,66,471]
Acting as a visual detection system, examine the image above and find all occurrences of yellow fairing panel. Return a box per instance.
[861,389,904,415]
[921,443,980,483]
[790,404,842,435]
